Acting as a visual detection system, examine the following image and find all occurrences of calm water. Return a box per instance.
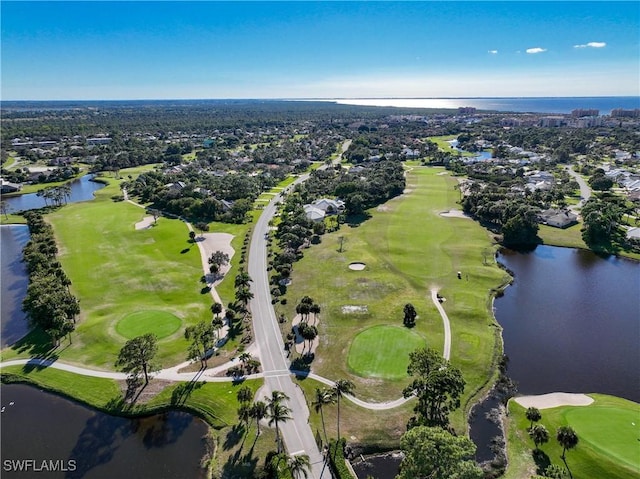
[3,175,105,213]
[0,225,30,347]
[352,452,402,479]
[332,96,640,114]
[0,384,209,479]
[468,245,639,464]
[495,245,640,402]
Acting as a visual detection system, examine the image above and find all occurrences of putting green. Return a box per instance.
[116,310,182,339]
[565,406,640,470]
[347,325,425,379]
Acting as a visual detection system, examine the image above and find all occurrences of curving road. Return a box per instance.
[563,165,592,213]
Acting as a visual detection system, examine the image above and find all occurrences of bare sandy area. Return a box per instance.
[514,393,594,410]
[439,209,470,219]
[196,232,235,283]
[291,314,320,355]
[134,216,155,230]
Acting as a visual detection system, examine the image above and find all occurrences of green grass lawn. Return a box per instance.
[2,166,213,368]
[282,167,507,432]
[115,310,182,339]
[347,325,425,379]
[505,394,640,479]
[294,377,414,449]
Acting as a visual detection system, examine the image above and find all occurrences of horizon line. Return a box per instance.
[2,95,639,103]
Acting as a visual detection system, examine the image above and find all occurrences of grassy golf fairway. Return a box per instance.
[565,406,639,471]
[116,310,182,339]
[282,167,507,430]
[348,325,425,379]
[505,394,640,479]
[3,168,213,368]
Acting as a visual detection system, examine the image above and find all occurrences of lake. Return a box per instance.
[496,245,639,402]
[0,225,30,347]
[0,384,209,479]
[3,175,106,213]
[470,245,639,463]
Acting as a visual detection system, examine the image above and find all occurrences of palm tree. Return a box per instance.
[296,302,311,324]
[268,399,292,453]
[312,387,336,443]
[211,317,224,344]
[300,324,318,355]
[237,403,252,429]
[529,424,549,450]
[267,390,290,405]
[211,302,223,319]
[309,303,321,325]
[557,425,579,459]
[250,400,268,436]
[332,379,355,442]
[235,287,254,310]
[525,407,542,430]
[236,385,253,404]
[287,454,311,479]
[234,270,252,289]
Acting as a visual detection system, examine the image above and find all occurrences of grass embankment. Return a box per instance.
[294,377,414,450]
[283,167,508,433]
[505,395,640,479]
[0,365,276,477]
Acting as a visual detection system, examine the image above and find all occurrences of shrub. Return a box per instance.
[328,439,353,479]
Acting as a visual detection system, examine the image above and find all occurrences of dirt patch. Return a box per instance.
[341,305,368,314]
[439,209,470,219]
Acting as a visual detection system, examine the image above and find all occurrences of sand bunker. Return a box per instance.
[514,393,594,410]
[135,216,155,230]
[349,262,366,271]
[439,209,470,219]
[341,305,368,314]
[198,232,235,282]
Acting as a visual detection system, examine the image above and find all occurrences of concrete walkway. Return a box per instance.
[431,288,451,361]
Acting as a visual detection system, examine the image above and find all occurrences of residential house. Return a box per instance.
[539,208,578,229]
[303,204,325,222]
[0,178,22,193]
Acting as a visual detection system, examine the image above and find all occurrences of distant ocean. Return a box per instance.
[328,97,640,115]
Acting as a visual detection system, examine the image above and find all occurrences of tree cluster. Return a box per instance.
[403,347,466,429]
[21,211,79,346]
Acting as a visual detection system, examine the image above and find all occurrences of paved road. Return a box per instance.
[564,165,592,213]
[248,170,331,478]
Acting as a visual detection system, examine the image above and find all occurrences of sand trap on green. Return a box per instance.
[566,406,640,471]
[348,325,425,379]
[116,310,182,339]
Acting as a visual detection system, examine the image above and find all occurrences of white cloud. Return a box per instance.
[488,50,498,54]
[574,41,607,48]
[526,47,547,54]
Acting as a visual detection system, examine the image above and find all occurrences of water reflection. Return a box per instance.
[496,245,640,402]
[3,175,105,212]
[1,384,208,479]
[0,225,30,347]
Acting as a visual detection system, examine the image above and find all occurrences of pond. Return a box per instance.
[495,245,639,402]
[0,384,209,479]
[0,225,30,347]
[3,175,106,212]
[470,245,639,463]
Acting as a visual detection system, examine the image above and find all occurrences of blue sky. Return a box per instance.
[1,1,638,100]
